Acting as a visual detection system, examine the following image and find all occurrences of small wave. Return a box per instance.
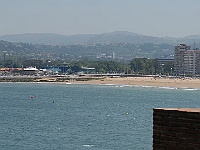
[113,84,134,88]
[66,83,72,84]
[103,84,115,86]
[183,88,199,91]
[123,85,134,87]
[158,87,177,90]
[82,145,94,147]
[140,85,155,88]
[114,85,124,88]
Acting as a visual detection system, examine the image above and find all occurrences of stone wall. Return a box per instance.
[153,108,200,149]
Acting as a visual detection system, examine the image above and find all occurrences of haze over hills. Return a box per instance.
[1,31,200,61]
[0,31,200,46]
[0,39,174,60]
[0,33,97,45]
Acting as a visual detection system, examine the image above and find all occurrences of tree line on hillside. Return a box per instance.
[0,57,173,75]
[0,40,174,60]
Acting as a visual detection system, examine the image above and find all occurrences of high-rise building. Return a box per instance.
[174,44,200,75]
[112,52,116,59]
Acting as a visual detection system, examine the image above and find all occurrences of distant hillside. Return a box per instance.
[1,31,200,46]
[0,40,174,61]
[87,31,170,44]
[0,33,97,45]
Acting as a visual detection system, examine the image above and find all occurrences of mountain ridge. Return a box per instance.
[0,31,200,46]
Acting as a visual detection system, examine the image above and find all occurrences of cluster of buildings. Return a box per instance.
[0,67,46,76]
[97,52,116,59]
[1,44,200,76]
[0,66,95,76]
[174,44,200,76]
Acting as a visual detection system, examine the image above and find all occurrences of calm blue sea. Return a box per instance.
[0,83,200,150]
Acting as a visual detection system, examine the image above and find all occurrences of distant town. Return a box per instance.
[0,44,200,80]
[0,36,200,81]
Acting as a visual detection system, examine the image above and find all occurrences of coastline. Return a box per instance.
[70,77,200,89]
[1,76,200,89]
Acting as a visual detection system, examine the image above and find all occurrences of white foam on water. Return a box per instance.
[123,84,134,87]
[103,84,115,86]
[158,87,177,90]
[99,83,200,91]
[140,85,155,88]
[82,145,94,147]
[183,88,199,91]
[66,83,72,84]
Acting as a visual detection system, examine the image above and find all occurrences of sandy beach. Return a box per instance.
[71,77,200,89]
[1,75,200,89]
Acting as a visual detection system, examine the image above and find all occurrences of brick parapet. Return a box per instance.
[153,108,200,149]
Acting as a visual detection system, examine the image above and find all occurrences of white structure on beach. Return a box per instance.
[23,67,39,75]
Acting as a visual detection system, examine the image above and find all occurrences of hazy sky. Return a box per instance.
[0,0,200,37]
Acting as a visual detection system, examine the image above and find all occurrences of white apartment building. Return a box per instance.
[174,44,200,75]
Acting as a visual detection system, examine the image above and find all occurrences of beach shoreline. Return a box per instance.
[1,76,200,89]
[69,76,200,89]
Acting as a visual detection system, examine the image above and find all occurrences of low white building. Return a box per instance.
[23,67,39,75]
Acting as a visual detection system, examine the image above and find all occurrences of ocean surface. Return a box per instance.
[0,83,200,150]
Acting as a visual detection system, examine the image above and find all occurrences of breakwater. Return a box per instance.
[0,76,104,82]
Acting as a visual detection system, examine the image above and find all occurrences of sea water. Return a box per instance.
[0,83,200,150]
